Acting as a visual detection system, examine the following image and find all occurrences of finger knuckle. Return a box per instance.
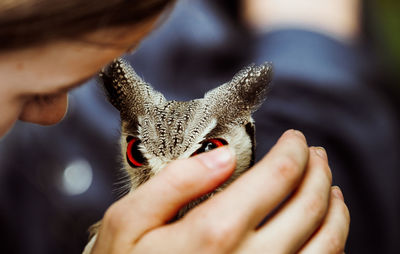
[325,233,345,254]
[274,156,301,183]
[304,192,328,222]
[197,219,238,253]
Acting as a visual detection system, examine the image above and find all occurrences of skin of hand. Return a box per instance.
[91,130,350,254]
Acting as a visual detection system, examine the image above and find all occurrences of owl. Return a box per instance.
[82,58,272,254]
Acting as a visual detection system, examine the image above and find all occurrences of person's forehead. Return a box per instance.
[2,17,160,96]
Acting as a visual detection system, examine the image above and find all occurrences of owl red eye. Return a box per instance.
[191,138,228,156]
[126,137,146,167]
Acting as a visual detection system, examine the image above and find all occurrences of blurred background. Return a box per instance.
[0,0,399,253]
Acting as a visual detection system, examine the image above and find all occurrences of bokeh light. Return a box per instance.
[61,159,93,196]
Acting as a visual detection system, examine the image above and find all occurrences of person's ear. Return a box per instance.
[19,93,68,125]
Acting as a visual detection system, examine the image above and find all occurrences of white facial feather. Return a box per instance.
[104,57,272,207]
[83,58,273,253]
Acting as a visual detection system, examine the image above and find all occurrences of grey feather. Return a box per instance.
[205,62,272,124]
[83,58,273,253]
[99,58,166,122]
[100,57,272,186]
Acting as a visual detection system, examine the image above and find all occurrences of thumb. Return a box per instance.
[100,146,235,243]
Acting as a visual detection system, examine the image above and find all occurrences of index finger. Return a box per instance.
[186,130,309,235]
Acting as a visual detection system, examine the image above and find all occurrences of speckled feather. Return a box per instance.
[83,58,272,254]
[100,58,272,159]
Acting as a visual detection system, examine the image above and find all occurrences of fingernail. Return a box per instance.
[332,186,344,201]
[293,130,305,139]
[284,129,306,142]
[196,146,234,170]
[313,146,327,160]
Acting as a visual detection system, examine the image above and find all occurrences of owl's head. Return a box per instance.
[100,58,272,191]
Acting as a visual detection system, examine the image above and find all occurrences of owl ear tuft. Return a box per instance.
[99,58,165,117]
[204,62,273,122]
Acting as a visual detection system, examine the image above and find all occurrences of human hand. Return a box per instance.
[89,130,349,254]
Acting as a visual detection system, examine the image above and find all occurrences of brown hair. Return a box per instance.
[0,0,174,50]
